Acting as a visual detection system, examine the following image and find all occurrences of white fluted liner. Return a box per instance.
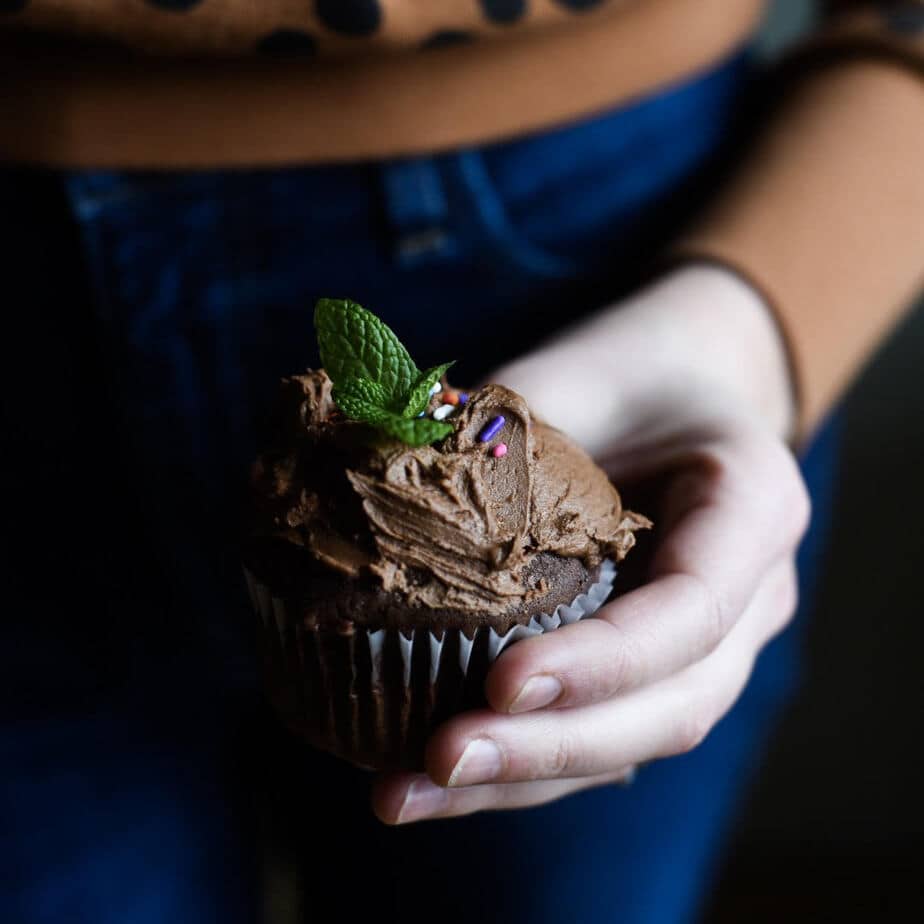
[245,559,617,769]
[247,558,615,688]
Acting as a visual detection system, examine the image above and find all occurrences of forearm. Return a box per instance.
[675,43,924,438]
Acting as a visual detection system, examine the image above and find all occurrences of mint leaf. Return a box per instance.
[378,415,453,447]
[400,361,455,418]
[330,381,452,446]
[316,299,455,446]
[315,298,418,399]
[331,378,392,425]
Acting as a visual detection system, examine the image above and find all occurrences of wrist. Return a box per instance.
[627,264,797,441]
[489,264,798,456]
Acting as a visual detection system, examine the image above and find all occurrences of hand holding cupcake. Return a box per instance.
[372,266,809,824]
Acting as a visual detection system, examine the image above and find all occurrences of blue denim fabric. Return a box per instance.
[2,46,839,924]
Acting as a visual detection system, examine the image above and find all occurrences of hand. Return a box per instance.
[372,265,809,824]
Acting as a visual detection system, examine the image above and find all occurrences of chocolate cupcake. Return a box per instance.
[244,299,650,770]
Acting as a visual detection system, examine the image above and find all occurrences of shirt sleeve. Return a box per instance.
[672,1,924,439]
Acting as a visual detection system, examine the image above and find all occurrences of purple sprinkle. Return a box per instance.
[478,415,505,443]
[458,392,469,405]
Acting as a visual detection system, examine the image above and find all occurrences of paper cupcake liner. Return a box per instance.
[244,559,616,770]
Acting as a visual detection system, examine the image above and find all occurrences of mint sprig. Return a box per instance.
[330,378,392,424]
[378,415,458,447]
[315,298,418,398]
[314,299,455,447]
[400,361,455,418]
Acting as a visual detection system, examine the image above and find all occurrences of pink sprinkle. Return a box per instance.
[492,442,508,459]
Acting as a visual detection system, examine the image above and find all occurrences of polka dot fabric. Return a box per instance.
[479,0,528,26]
[315,0,381,38]
[0,0,622,56]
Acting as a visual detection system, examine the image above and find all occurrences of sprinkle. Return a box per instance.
[432,403,455,421]
[478,415,505,443]
[443,390,460,406]
[429,381,443,397]
[458,392,469,405]
[492,442,508,458]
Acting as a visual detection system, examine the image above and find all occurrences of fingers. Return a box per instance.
[485,572,750,714]
[428,559,797,789]
[651,432,810,592]
[370,555,798,823]
[747,558,800,650]
[486,437,809,715]
[372,766,636,825]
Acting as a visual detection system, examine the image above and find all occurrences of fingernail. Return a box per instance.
[447,739,504,787]
[508,674,563,714]
[396,776,450,824]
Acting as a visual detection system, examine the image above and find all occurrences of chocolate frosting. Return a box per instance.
[250,370,650,615]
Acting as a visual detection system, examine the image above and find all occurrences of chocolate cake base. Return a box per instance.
[244,550,612,771]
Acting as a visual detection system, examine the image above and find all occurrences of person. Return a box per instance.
[2,2,922,922]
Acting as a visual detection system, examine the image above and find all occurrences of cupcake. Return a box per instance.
[244,299,650,770]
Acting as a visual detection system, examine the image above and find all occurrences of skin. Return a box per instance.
[372,263,810,824]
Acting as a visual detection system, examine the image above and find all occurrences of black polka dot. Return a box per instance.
[144,0,204,10]
[552,0,605,10]
[0,0,28,13]
[479,0,527,26]
[420,30,476,51]
[257,29,319,58]
[315,0,381,37]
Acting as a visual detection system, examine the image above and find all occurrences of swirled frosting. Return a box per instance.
[250,370,650,614]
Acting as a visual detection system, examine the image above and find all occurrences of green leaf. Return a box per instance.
[331,378,392,425]
[400,361,455,418]
[316,299,454,446]
[378,415,453,448]
[331,381,452,446]
[315,298,418,399]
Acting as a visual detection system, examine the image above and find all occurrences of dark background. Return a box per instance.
[705,3,924,918]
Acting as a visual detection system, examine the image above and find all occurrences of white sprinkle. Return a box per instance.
[432,403,456,421]
[429,381,443,396]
